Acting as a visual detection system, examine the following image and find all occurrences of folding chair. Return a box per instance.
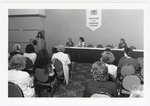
[97,44,103,48]
[24,57,34,74]
[137,57,143,69]
[130,46,136,49]
[90,92,112,98]
[120,74,142,97]
[121,64,135,78]
[34,68,58,97]
[87,44,94,47]
[8,82,24,97]
[52,58,64,91]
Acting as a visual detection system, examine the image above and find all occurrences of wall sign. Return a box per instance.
[86,9,102,31]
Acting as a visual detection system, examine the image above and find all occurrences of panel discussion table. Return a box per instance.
[52,47,143,65]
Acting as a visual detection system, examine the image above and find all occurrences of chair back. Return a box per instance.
[137,57,143,69]
[106,45,114,49]
[130,46,136,49]
[121,64,135,77]
[141,68,143,78]
[25,57,33,70]
[34,68,49,83]
[90,92,112,98]
[122,74,141,92]
[97,44,103,48]
[8,82,24,97]
[52,58,63,76]
[87,44,94,47]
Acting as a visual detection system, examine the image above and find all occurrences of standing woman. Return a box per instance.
[78,37,86,47]
[118,38,128,49]
[23,44,37,64]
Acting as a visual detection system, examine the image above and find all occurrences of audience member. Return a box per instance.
[23,44,37,64]
[66,37,74,47]
[9,44,23,60]
[100,51,117,79]
[8,54,35,97]
[129,85,143,98]
[118,47,140,71]
[34,49,56,83]
[83,61,118,97]
[118,38,128,49]
[52,45,71,84]
[78,37,86,47]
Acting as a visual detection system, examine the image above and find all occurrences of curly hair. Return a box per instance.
[13,44,21,51]
[9,54,26,70]
[91,61,108,81]
[130,85,143,98]
[101,51,115,64]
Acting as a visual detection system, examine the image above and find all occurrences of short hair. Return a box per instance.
[130,85,143,98]
[9,54,26,70]
[124,47,133,57]
[79,37,84,42]
[57,45,65,52]
[13,44,21,51]
[101,51,115,64]
[25,44,35,53]
[91,61,108,81]
[120,38,125,43]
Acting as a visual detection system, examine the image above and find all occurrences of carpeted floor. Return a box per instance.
[53,63,93,97]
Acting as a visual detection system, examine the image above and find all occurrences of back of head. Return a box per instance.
[57,45,65,52]
[101,51,115,64]
[34,49,49,68]
[130,85,143,98]
[25,44,35,53]
[13,44,21,51]
[124,47,133,57]
[91,61,108,81]
[9,54,26,70]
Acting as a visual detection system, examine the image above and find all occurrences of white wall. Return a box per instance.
[8,9,143,53]
[45,9,143,53]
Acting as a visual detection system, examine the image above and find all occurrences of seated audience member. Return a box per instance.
[100,51,117,79]
[66,37,74,47]
[9,44,23,60]
[8,54,35,97]
[83,61,118,97]
[52,45,71,84]
[23,44,37,64]
[129,85,143,98]
[118,47,140,72]
[34,49,56,83]
[77,37,86,47]
[118,38,128,49]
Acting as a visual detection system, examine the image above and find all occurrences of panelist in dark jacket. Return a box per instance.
[66,37,74,47]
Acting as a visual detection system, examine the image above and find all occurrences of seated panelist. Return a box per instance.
[118,38,128,49]
[78,37,86,47]
[66,37,74,47]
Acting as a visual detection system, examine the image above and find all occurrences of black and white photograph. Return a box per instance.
[1,1,150,106]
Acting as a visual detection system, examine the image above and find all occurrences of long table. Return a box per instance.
[52,47,143,65]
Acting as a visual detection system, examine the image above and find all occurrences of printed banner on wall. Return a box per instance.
[86,9,102,31]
